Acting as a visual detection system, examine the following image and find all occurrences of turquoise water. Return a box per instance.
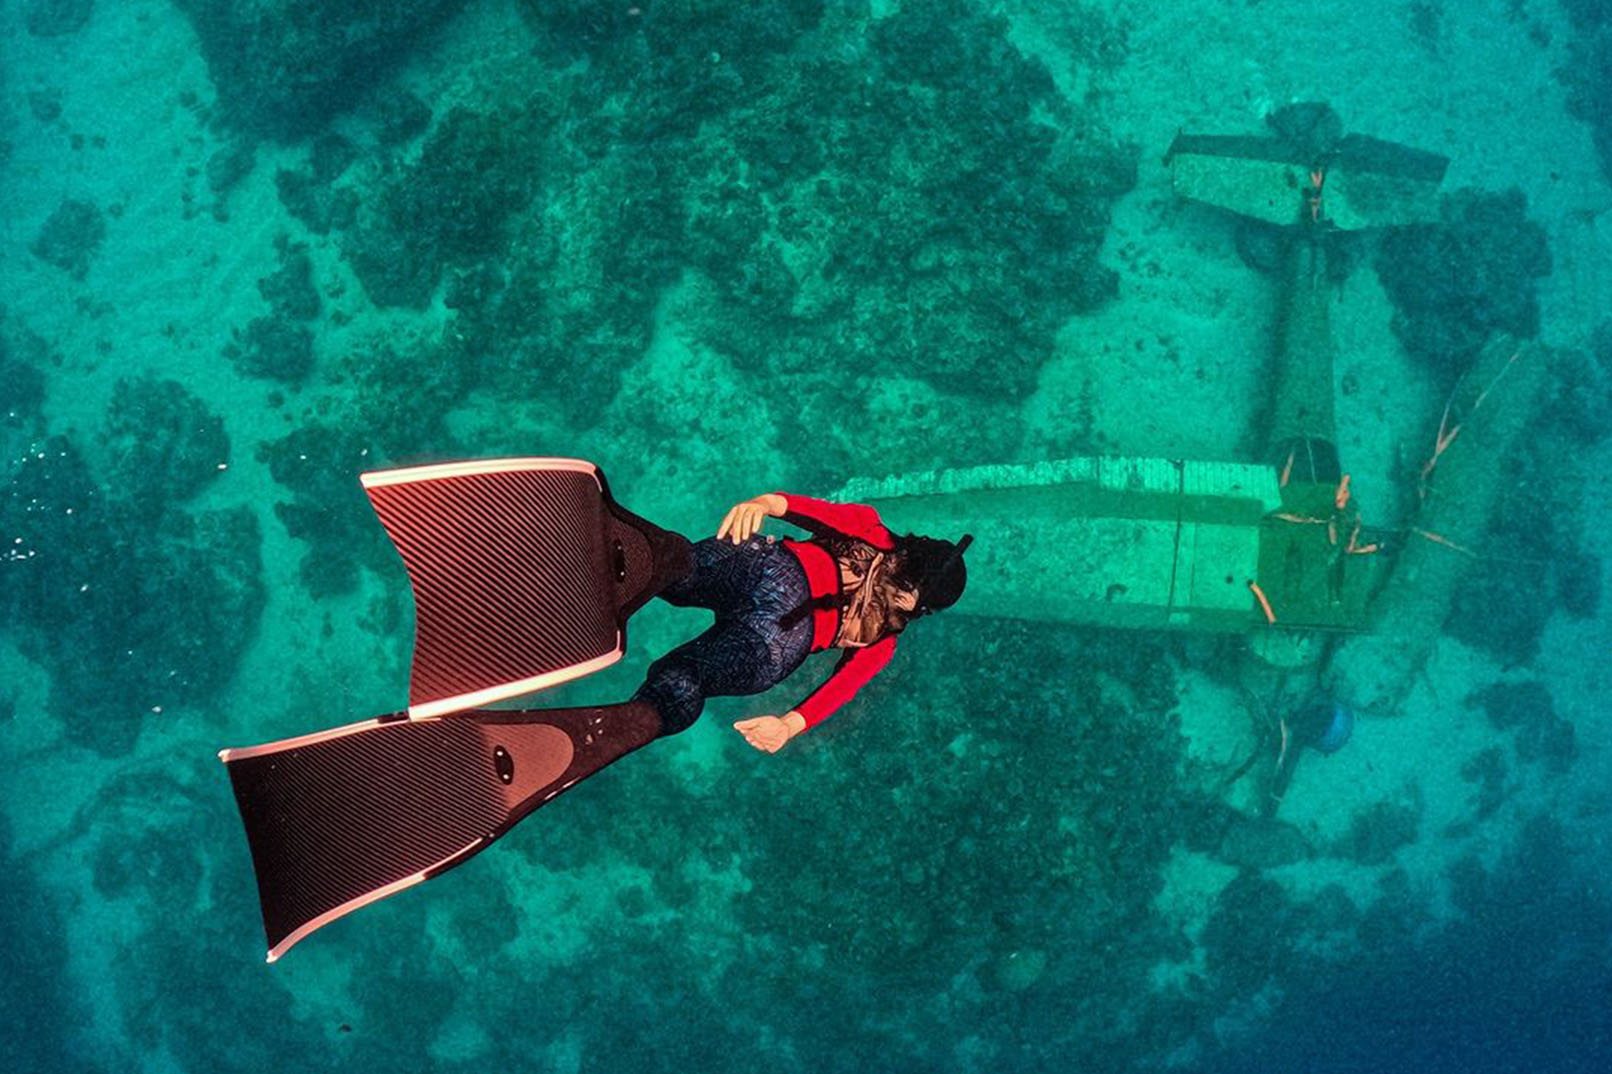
[4,0,1610,1070]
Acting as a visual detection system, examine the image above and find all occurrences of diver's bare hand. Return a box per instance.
[734,715,793,753]
[717,494,784,544]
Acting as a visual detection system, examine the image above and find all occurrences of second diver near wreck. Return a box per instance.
[219,462,972,961]
[640,492,973,752]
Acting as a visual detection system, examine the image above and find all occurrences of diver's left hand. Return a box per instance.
[717,495,783,544]
[734,715,793,753]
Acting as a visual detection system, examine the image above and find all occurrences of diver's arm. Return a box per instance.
[733,637,893,751]
[790,636,897,731]
[769,492,894,547]
[734,711,806,752]
[718,494,786,543]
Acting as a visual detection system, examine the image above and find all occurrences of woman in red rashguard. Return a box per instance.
[219,480,972,961]
[631,492,972,751]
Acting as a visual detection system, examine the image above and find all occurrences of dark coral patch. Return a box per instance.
[172,0,469,139]
[30,199,105,280]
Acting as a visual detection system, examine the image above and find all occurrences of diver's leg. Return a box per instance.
[747,537,817,676]
[656,534,772,615]
[632,621,772,734]
[634,541,816,734]
[656,536,725,609]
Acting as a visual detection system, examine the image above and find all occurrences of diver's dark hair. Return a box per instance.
[888,532,972,617]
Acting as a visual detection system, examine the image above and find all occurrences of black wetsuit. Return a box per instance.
[631,534,816,734]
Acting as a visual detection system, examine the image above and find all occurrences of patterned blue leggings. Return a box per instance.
[631,535,816,735]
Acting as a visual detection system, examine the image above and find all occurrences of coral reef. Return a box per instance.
[670,0,1135,401]
[374,92,432,148]
[256,336,468,596]
[336,99,685,421]
[257,421,385,597]
[225,235,324,384]
[1375,188,1550,381]
[1558,0,1612,182]
[1466,679,1577,775]
[1444,348,1602,664]
[4,384,263,755]
[1201,870,1303,997]
[0,813,81,1074]
[27,87,63,124]
[1540,323,1612,448]
[100,374,230,519]
[344,106,549,309]
[255,237,321,322]
[224,317,314,384]
[1458,746,1508,823]
[23,0,93,37]
[316,0,1131,431]
[72,764,342,1074]
[1333,799,1422,865]
[0,318,46,425]
[539,619,1189,1068]
[1190,816,1612,1070]
[205,139,255,219]
[274,128,385,235]
[274,168,359,238]
[1191,807,1313,869]
[30,199,105,280]
[171,0,469,139]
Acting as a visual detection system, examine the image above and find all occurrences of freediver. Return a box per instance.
[221,466,972,960]
[641,492,972,752]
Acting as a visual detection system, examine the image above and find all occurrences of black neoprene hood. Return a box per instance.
[917,533,972,614]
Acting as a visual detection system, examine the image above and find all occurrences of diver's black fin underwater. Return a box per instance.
[218,458,693,962]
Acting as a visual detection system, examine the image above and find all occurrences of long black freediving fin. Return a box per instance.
[220,701,662,962]
[360,456,691,717]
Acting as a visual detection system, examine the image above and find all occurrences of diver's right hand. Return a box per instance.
[717,494,784,544]
[734,715,794,752]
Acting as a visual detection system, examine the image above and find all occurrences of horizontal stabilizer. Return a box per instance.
[1167,131,1449,229]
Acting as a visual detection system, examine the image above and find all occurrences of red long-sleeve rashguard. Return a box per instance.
[769,491,899,731]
